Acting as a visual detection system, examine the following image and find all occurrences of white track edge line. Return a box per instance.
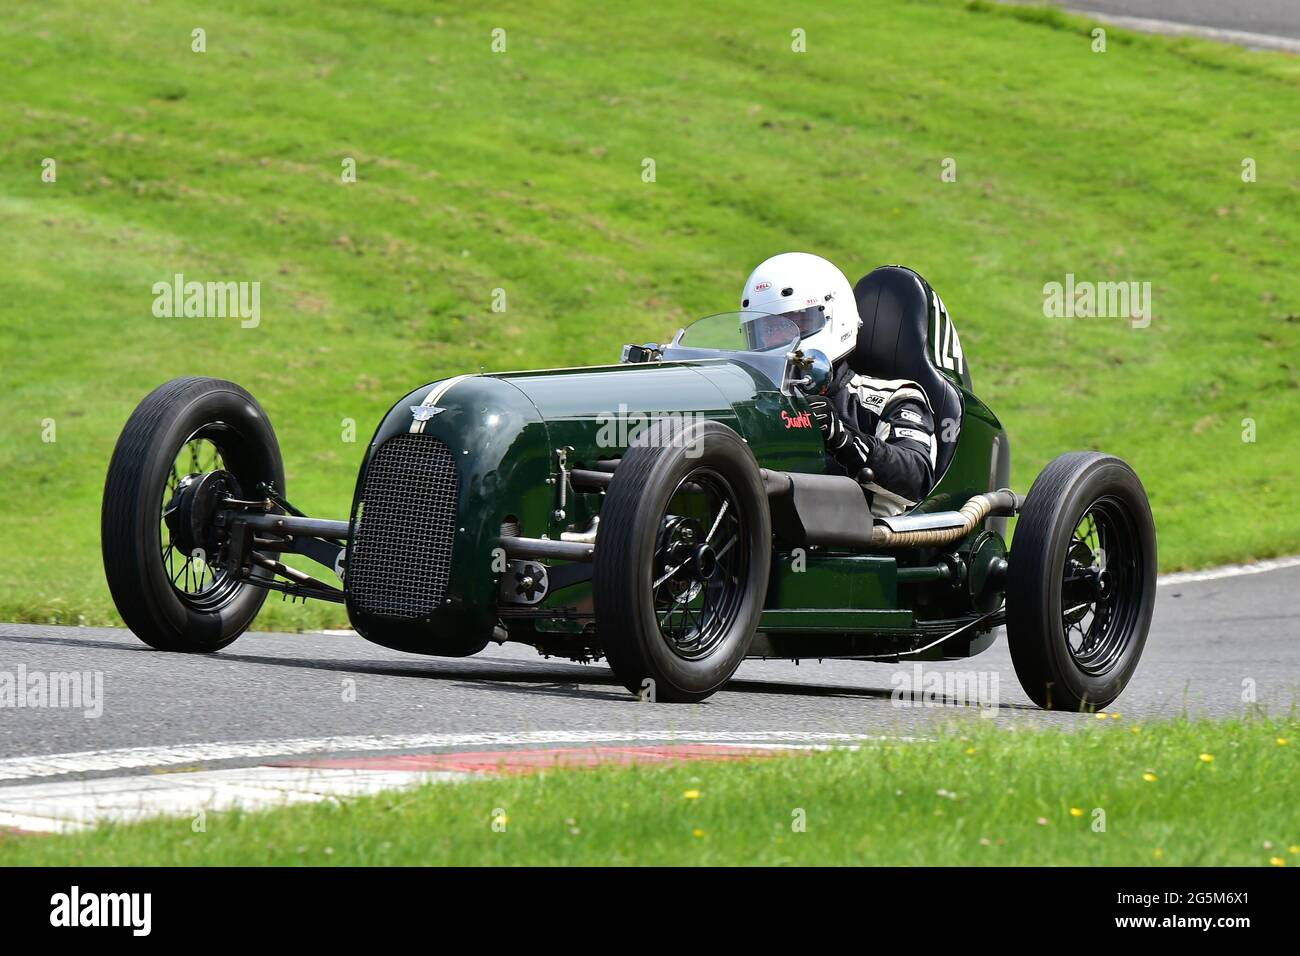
[0,730,904,783]
[1156,555,1300,586]
[1062,8,1300,55]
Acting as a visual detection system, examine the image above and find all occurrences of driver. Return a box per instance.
[740,252,937,517]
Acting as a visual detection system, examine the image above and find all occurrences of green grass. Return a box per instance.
[3,717,1295,865]
[1,1,1297,628]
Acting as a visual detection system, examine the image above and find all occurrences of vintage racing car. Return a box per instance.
[101,267,1157,708]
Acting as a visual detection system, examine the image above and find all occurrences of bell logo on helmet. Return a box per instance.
[754,281,771,292]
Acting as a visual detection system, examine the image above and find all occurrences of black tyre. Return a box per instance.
[594,420,771,703]
[1006,452,1156,711]
[102,377,285,652]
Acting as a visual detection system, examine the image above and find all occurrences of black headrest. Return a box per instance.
[851,266,970,476]
[850,266,970,389]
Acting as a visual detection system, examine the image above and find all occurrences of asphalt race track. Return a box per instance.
[2,560,1296,779]
[1058,0,1300,42]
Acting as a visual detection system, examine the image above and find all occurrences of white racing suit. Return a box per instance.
[819,363,938,517]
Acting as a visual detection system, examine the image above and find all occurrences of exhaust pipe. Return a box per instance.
[870,489,1021,548]
[516,458,1019,559]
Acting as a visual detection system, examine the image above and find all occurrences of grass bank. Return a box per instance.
[1,1,1297,627]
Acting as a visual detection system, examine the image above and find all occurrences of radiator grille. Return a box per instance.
[347,434,459,619]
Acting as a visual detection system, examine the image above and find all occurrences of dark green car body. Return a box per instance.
[345,354,1011,663]
[102,269,1152,711]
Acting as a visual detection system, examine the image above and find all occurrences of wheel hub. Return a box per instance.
[1058,496,1139,677]
[164,469,240,559]
[691,543,718,580]
[647,472,749,662]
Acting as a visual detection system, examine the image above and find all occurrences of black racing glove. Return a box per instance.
[806,396,848,452]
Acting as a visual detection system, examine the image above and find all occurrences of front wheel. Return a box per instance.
[1006,452,1157,711]
[101,377,285,652]
[593,420,771,703]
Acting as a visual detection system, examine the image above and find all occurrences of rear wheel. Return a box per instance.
[102,377,284,651]
[593,420,770,703]
[1006,452,1156,711]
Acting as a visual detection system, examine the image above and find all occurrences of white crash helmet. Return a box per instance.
[740,252,861,362]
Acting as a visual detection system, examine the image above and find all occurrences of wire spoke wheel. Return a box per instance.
[1006,452,1157,711]
[102,377,284,652]
[159,431,243,610]
[1060,497,1141,676]
[593,419,770,703]
[651,469,748,661]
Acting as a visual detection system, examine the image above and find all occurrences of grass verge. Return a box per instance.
[3,716,1295,865]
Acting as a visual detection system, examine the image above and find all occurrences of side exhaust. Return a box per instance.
[870,489,1022,548]
[502,462,1021,562]
[763,470,1020,550]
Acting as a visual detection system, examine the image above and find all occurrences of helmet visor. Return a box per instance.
[740,313,801,351]
[774,305,828,338]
